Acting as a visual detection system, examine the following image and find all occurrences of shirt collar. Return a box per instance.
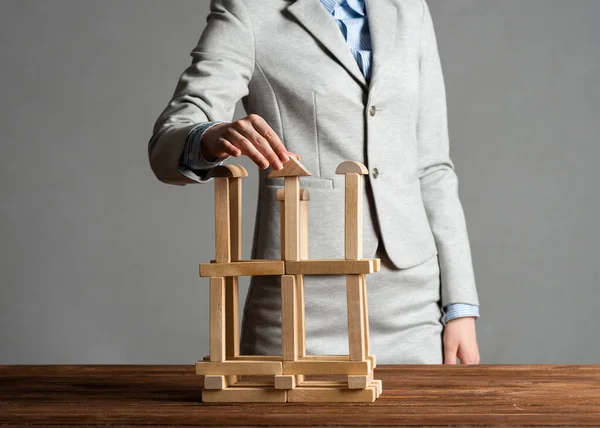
[320,0,366,17]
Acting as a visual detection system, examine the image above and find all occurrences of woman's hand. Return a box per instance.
[201,114,292,170]
[443,317,481,364]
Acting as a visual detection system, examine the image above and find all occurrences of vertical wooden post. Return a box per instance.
[214,178,231,264]
[284,176,300,262]
[277,187,308,386]
[226,177,242,358]
[297,194,309,358]
[299,198,309,260]
[212,177,229,363]
[345,173,365,361]
[283,178,299,362]
[336,161,370,363]
[281,275,298,361]
[269,158,312,380]
[344,173,363,260]
[346,275,366,361]
[279,199,286,260]
[210,277,226,362]
[361,274,370,357]
[206,165,247,368]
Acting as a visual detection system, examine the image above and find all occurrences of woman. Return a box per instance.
[149,0,481,364]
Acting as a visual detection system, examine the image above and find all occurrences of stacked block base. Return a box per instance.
[197,355,381,403]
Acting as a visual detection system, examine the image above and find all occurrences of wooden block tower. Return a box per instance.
[196,158,382,403]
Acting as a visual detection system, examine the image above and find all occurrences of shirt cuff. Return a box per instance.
[443,303,480,325]
[178,121,229,182]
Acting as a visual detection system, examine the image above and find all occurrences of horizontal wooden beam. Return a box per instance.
[283,359,372,375]
[285,258,380,275]
[229,355,282,361]
[199,260,285,277]
[196,361,282,376]
[287,381,379,403]
[299,355,349,361]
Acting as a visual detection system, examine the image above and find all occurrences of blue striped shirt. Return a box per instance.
[179,0,480,325]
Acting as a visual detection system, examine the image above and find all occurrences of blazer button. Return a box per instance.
[371,167,379,179]
[369,105,376,116]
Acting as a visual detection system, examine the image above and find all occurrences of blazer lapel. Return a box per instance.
[285,0,368,89]
[364,0,398,94]
[285,0,398,94]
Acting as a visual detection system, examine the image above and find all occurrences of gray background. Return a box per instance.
[1,0,598,364]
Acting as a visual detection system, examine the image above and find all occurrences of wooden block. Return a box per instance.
[300,355,349,361]
[284,177,300,261]
[226,176,241,359]
[279,199,285,260]
[296,274,306,357]
[277,183,308,262]
[297,194,308,357]
[214,178,231,263]
[348,371,374,390]
[281,275,297,361]
[276,188,310,201]
[344,173,363,260]
[361,275,371,357]
[199,260,285,277]
[346,275,366,361]
[268,156,312,178]
[229,177,242,261]
[209,277,226,362]
[225,276,239,358]
[285,259,379,275]
[299,201,309,260]
[202,387,286,403]
[203,375,231,390]
[335,161,369,175]
[230,355,282,361]
[287,383,377,403]
[207,164,248,178]
[274,375,297,390]
[228,380,273,387]
[283,360,371,375]
[373,379,383,396]
[196,361,283,376]
[298,380,347,387]
[367,354,376,368]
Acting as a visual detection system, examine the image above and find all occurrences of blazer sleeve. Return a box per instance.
[148,0,255,185]
[416,0,480,308]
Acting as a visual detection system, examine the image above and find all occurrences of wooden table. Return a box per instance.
[1,365,599,427]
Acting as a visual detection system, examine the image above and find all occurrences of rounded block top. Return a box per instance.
[335,161,369,175]
[207,165,248,179]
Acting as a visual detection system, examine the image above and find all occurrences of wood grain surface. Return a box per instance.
[1,365,599,427]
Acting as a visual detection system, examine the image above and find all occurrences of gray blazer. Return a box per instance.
[148,0,480,350]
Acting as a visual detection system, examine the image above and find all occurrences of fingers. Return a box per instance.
[443,339,458,365]
[216,137,241,157]
[214,114,291,170]
[457,344,481,365]
[227,127,270,169]
[249,114,289,164]
[237,119,283,170]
